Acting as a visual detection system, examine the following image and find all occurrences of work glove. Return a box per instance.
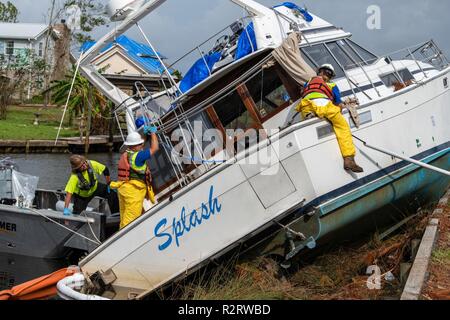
[144,125,158,135]
[63,208,72,216]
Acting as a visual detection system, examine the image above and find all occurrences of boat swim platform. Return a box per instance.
[0,136,124,154]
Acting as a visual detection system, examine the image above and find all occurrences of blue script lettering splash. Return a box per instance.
[154,186,222,251]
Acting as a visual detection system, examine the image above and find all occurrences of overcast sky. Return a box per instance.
[10,0,450,72]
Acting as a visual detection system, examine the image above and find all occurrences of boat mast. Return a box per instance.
[229,0,285,49]
[78,0,168,133]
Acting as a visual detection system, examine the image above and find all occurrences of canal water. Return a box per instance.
[0,153,120,291]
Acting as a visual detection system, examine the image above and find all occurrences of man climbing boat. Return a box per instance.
[298,64,364,173]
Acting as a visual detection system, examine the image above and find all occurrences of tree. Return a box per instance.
[45,67,112,136]
[0,51,47,120]
[62,0,107,45]
[0,1,18,23]
[41,0,107,105]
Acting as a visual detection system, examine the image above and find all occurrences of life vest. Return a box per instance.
[76,161,97,191]
[118,151,151,183]
[302,76,335,101]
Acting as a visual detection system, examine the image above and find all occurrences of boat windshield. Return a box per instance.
[301,39,378,79]
[347,39,378,65]
[302,44,345,79]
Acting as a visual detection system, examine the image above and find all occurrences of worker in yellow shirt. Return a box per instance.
[63,155,119,215]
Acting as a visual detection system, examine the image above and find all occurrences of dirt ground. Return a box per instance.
[421,191,450,300]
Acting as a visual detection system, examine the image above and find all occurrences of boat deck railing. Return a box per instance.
[323,39,450,102]
[124,24,449,199]
[165,16,254,79]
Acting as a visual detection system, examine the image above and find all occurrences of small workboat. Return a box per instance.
[0,158,119,259]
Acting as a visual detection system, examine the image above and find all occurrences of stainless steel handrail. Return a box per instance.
[166,16,253,71]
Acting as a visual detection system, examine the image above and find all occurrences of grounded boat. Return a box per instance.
[0,159,119,259]
[57,0,450,300]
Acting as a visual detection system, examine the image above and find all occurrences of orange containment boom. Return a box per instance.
[0,267,77,300]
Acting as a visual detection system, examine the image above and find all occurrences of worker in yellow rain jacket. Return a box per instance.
[64,155,119,215]
[297,64,363,173]
[111,126,159,229]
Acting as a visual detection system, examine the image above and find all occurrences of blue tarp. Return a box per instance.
[80,35,171,75]
[179,22,257,93]
[179,52,221,93]
[235,22,257,61]
[273,2,314,22]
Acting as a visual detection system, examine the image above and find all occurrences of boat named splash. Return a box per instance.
[154,185,222,251]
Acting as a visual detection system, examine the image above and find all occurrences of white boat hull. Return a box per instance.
[78,68,450,298]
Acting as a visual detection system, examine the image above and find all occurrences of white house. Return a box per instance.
[0,22,70,99]
[0,23,56,61]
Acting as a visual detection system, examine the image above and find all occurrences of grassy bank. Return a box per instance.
[422,196,450,300]
[0,106,78,140]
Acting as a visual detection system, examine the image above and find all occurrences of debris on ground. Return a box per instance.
[175,204,440,300]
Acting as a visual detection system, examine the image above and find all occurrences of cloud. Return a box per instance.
[9,0,450,72]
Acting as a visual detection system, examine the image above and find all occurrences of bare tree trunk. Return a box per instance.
[0,100,6,120]
[43,0,56,108]
[51,23,72,82]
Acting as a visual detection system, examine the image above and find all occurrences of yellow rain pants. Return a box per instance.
[296,99,356,158]
[111,180,147,229]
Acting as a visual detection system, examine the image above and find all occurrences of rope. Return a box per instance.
[81,210,102,244]
[25,208,101,246]
[54,52,84,146]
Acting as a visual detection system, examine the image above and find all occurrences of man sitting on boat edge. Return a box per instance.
[63,155,119,216]
[296,64,364,173]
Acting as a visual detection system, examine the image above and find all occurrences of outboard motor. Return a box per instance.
[106,0,145,21]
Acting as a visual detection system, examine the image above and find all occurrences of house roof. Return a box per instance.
[81,35,171,75]
[0,23,49,40]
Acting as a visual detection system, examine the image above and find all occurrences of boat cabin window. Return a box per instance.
[151,111,220,193]
[148,148,178,193]
[302,52,317,70]
[245,65,291,120]
[347,40,378,65]
[176,111,222,160]
[380,69,415,88]
[337,40,366,66]
[327,42,359,70]
[301,44,345,79]
[212,89,259,130]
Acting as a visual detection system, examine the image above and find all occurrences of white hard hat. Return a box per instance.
[124,131,145,146]
[319,64,336,77]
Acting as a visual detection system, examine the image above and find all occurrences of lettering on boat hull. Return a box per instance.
[154,186,222,251]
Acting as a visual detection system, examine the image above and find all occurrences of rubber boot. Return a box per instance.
[344,156,364,173]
